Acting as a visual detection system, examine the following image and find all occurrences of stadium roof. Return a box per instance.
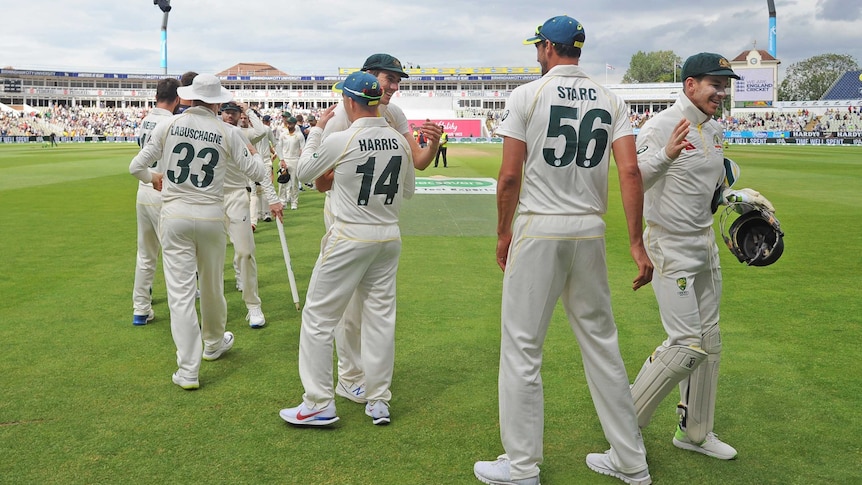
[732,49,778,62]
[217,63,288,77]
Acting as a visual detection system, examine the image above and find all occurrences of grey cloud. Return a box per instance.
[816,0,862,21]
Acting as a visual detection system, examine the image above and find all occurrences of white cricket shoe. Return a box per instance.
[673,427,738,460]
[203,331,234,361]
[365,400,390,425]
[246,307,266,328]
[586,452,651,485]
[171,372,199,390]
[336,381,367,403]
[279,400,339,426]
[474,455,539,485]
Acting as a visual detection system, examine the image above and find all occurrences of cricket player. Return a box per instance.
[249,113,277,227]
[131,77,181,326]
[318,53,442,405]
[275,115,304,210]
[129,74,282,390]
[279,71,414,426]
[473,16,653,485]
[630,53,769,461]
[221,101,279,327]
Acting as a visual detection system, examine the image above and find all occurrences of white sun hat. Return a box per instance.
[177,74,233,104]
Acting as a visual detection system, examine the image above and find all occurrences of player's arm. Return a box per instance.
[400,131,416,200]
[614,134,654,290]
[297,105,338,183]
[315,170,334,192]
[296,127,335,183]
[243,106,269,144]
[637,118,690,189]
[233,134,284,220]
[129,122,167,186]
[495,136,525,271]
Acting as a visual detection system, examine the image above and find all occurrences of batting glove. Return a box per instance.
[723,187,775,212]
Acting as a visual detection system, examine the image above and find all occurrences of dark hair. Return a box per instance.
[552,42,582,59]
[180,71,198,87]
[156,78,180,103]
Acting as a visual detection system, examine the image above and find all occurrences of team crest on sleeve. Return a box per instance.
[243,147,249,157]
[637,146,648,154]
[501,110,509,121]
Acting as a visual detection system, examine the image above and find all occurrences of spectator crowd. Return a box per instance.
[3,104,862,139]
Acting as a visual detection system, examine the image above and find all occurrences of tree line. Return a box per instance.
[619,51,859,101]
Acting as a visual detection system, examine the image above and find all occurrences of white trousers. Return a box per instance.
[249,162,273,225]
[644,224,723,438]
[323,194,367,388]
[644,225,722,348]
[298,222,401,408]
[225,188,261,309]
[278,158,299,208]
[160,201,228,379]
[133,185,161,315]
[499,215,647,479]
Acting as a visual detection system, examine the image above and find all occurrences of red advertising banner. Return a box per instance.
[407,119,484,138]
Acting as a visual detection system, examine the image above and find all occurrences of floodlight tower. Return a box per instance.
[154,0,172,75]
[767,0,777,58]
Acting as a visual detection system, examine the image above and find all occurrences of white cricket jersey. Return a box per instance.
[297,118,414,225]
[135,107,175,188]
[129,106,271,205]
[496,64,632,216]
[636,94,726,233]
[277,129,305,161]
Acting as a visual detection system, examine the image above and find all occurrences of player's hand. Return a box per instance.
[421,122,443,146]
[270,202,284,222]
[496,232,513,272]
[315,170,334,193]
[630,244,653,291]
[150,171,164,191]
[665,118,691,160]
[246,143,258,156]
[316,105,337,130]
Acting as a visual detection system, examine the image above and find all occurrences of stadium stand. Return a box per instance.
[821,70,862,100]
[4,64,862,141]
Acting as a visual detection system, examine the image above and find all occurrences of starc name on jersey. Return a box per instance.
[358,138,401,151]
[557,86,598,101]
[169,125,223,144]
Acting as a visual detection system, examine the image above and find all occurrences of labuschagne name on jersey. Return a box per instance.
[169,125,224,144]
[557,86,597,101]
[358,138,401,151]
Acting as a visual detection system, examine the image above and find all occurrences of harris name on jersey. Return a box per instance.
[357,137,401,151]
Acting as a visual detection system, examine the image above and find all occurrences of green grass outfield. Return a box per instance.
[0,142,860,484]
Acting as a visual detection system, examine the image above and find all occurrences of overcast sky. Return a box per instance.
[2,0,860,82]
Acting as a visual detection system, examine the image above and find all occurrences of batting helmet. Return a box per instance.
[720,203,784,266]
[277,167,291,184]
